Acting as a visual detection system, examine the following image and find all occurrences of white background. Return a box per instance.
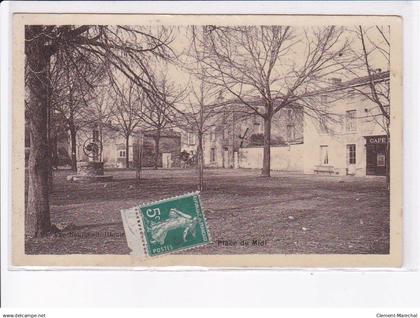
[1,1,419,308]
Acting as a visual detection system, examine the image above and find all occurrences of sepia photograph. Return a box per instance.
[12,14,402,267]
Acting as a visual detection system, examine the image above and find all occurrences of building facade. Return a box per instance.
[181,106,304,170]
[133,130,182,169]
[182,72,389,177]
[48,73,388,176]
[303,73,389,176]
[76,128,181,169]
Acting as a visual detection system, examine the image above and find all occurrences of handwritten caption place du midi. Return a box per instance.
[217,239,268,247]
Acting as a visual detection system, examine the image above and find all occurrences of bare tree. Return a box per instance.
[49,48,105,171]
[168,26,226,190]
[24,25,175,237]
[108,78,144,168]
[174,79,224,191]
[350,26,390,183]
[339,26,390,134]
[25,26,55,237]
[80,88,114,161]
[198,25,349,177]
[139,68,185,169]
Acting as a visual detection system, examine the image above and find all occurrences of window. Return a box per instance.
[377,153,386,167]
[210,148,216,162]
[287,109,293,120]
[287,124,295,141]
[253,117,264,134]
[319,114,329,134]
[347,144,356,164]
[187,132,196,145]
[320,145,329,165]
[345,110,357,132]
[210,126,216,141]
[119,150,126,158]
[253,122,260,134]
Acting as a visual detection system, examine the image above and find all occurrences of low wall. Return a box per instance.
[77,161,104,176]
[239,144,304,172]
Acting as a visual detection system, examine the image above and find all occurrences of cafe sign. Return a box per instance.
[365,135,387,145]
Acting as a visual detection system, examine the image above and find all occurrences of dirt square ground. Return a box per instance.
[25,168,390,255]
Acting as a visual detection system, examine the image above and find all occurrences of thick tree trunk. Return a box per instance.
[261,114,272,177]
[51,128,58,169]
[231,111,235,168]
[47,105,54,190]
[99,121,103,162]
[69,123,77,171]
[125,135,130,168]
[197,133,204,191]
[48,128,57,192]
[25,26,52,237]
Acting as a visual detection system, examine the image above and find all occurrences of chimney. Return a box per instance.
[329,77,342,85]
[370,68,382,74]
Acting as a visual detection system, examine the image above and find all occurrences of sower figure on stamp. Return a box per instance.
[148,208,199,245]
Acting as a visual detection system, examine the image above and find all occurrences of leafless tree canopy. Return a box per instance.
[24,24,392,237]
[182,26,350,176]
[24,25,176,237]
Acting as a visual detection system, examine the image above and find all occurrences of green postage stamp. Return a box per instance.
[121,192,211,257]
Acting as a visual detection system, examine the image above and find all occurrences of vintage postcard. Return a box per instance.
[12,14,403,267]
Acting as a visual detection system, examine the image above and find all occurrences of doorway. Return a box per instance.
[365,135,387,176]
[223,147,229,168]
[162,153,172,169]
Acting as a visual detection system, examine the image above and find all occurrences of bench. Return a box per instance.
[314,165,335,175]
